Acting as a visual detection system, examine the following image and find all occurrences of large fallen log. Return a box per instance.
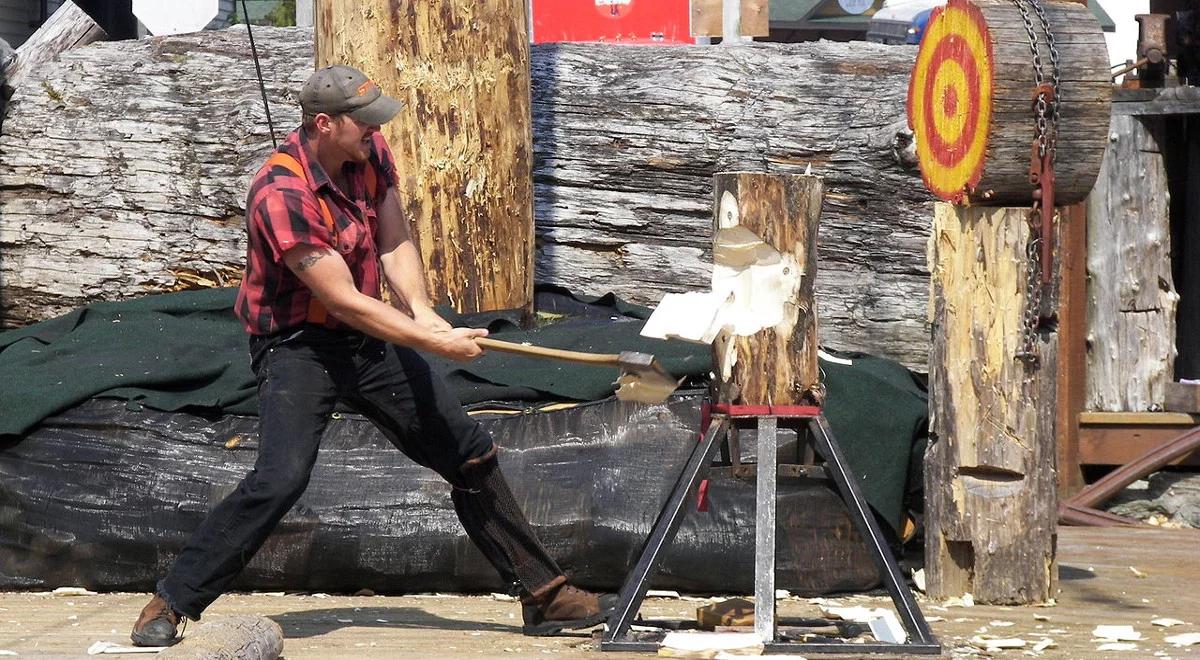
[0,398,883,596]
[0,28,933,367]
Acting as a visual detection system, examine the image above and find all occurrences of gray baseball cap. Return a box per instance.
[300,65,403,126]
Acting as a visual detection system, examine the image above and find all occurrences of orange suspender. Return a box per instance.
[264,152,379,326]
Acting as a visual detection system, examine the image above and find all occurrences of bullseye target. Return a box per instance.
[907,0,994,204]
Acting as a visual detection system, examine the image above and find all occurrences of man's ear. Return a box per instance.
[313,113,336,134]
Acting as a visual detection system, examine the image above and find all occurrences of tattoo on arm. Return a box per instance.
[296,251,326,271]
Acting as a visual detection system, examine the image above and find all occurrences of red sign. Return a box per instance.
[531,0,693,45]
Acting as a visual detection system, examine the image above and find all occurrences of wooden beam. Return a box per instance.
[1078,425,1200,467]
[1056,202,1087,497]
[316,1,534,318]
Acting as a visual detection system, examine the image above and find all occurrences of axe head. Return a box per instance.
[614,351,682,404]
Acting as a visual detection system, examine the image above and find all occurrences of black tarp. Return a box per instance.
[0,398,883,596]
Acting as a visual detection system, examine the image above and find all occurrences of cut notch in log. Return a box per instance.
[710,172,823,406]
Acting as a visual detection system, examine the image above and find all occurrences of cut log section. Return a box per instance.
[925,203,1058,604]
[316,1,535,317]
[710,172,823,406]
[907,0,1111,206]
[158,616,283,660]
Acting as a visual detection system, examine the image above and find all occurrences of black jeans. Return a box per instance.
[157,325,496,619]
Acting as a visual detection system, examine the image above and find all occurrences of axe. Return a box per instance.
[475,338,681,404]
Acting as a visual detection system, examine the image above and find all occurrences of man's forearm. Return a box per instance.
[381,239,434,313]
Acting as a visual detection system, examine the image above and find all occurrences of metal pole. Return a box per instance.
[753,416,778,643]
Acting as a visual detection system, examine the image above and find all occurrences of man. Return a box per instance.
[131,65,613,646]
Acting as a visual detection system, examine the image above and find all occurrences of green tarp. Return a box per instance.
[0,288,927,533]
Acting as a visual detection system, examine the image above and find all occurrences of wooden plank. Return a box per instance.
[1079,411,1200,425]
[7,1,104,88]
[691,0,768,37]
[740,0,769,37]
[691,0,721,37]
[1056,202,1087,496]
[0,33,937,371]
[926,203,1057,604]
[317,0,535,317]
[1078,425,1200,467]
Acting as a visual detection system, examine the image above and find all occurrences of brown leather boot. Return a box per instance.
[521,580,617,636]
[130,595,183,647]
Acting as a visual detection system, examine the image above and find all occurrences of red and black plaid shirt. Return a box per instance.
[235,127,398,335]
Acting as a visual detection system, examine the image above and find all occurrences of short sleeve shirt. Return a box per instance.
[235,127,398,335]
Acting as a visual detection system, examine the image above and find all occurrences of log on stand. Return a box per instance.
[316,0,534,317]
[925,203,1058,604]
[709,172,823,406]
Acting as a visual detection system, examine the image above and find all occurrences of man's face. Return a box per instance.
[323,114,379,164]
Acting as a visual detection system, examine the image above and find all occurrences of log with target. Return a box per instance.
[906,0,1111,206]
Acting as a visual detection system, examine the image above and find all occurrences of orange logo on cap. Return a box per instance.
[357,80,377,96]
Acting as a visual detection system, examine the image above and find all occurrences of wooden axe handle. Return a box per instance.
[475,337,621,367]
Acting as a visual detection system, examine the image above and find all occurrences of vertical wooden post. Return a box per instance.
[710,172,823,406]
[926,203,1058,604]
[315,0,534,317]
[1056,202,1087,496]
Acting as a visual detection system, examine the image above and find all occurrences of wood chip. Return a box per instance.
[969,635,1026,650]
[1129,566,1147,578]
[1032,638,1055,652]
[1092,625,1141,641]
[1151,618,1186,627]
[1096,642,1138,651]
[1165,632,1200,647]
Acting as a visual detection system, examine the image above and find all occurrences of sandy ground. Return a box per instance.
[2,527,1199,658]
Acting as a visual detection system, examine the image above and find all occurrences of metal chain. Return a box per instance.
[1010,0,1059,367]
[1016,227,1043,366]
[1030,0,1061,163]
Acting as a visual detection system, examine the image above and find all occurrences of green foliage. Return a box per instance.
[229,0,295,27]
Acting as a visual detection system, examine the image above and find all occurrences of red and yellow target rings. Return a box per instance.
[907,0,994,204]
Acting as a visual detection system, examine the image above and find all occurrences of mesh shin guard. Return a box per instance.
[454,452,564,597]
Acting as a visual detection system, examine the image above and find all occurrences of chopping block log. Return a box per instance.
[926,203,1058,604]
[710,172,824,406]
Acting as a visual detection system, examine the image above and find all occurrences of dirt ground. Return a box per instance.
[1,527,1198,659]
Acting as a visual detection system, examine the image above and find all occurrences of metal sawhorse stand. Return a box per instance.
[600,403,941,655]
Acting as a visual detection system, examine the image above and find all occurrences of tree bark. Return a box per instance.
[926,203,1058,604]
[316,0,534,318]
[0,29,935,368]
[710,172,823,406]
[1085,115,1178,412]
